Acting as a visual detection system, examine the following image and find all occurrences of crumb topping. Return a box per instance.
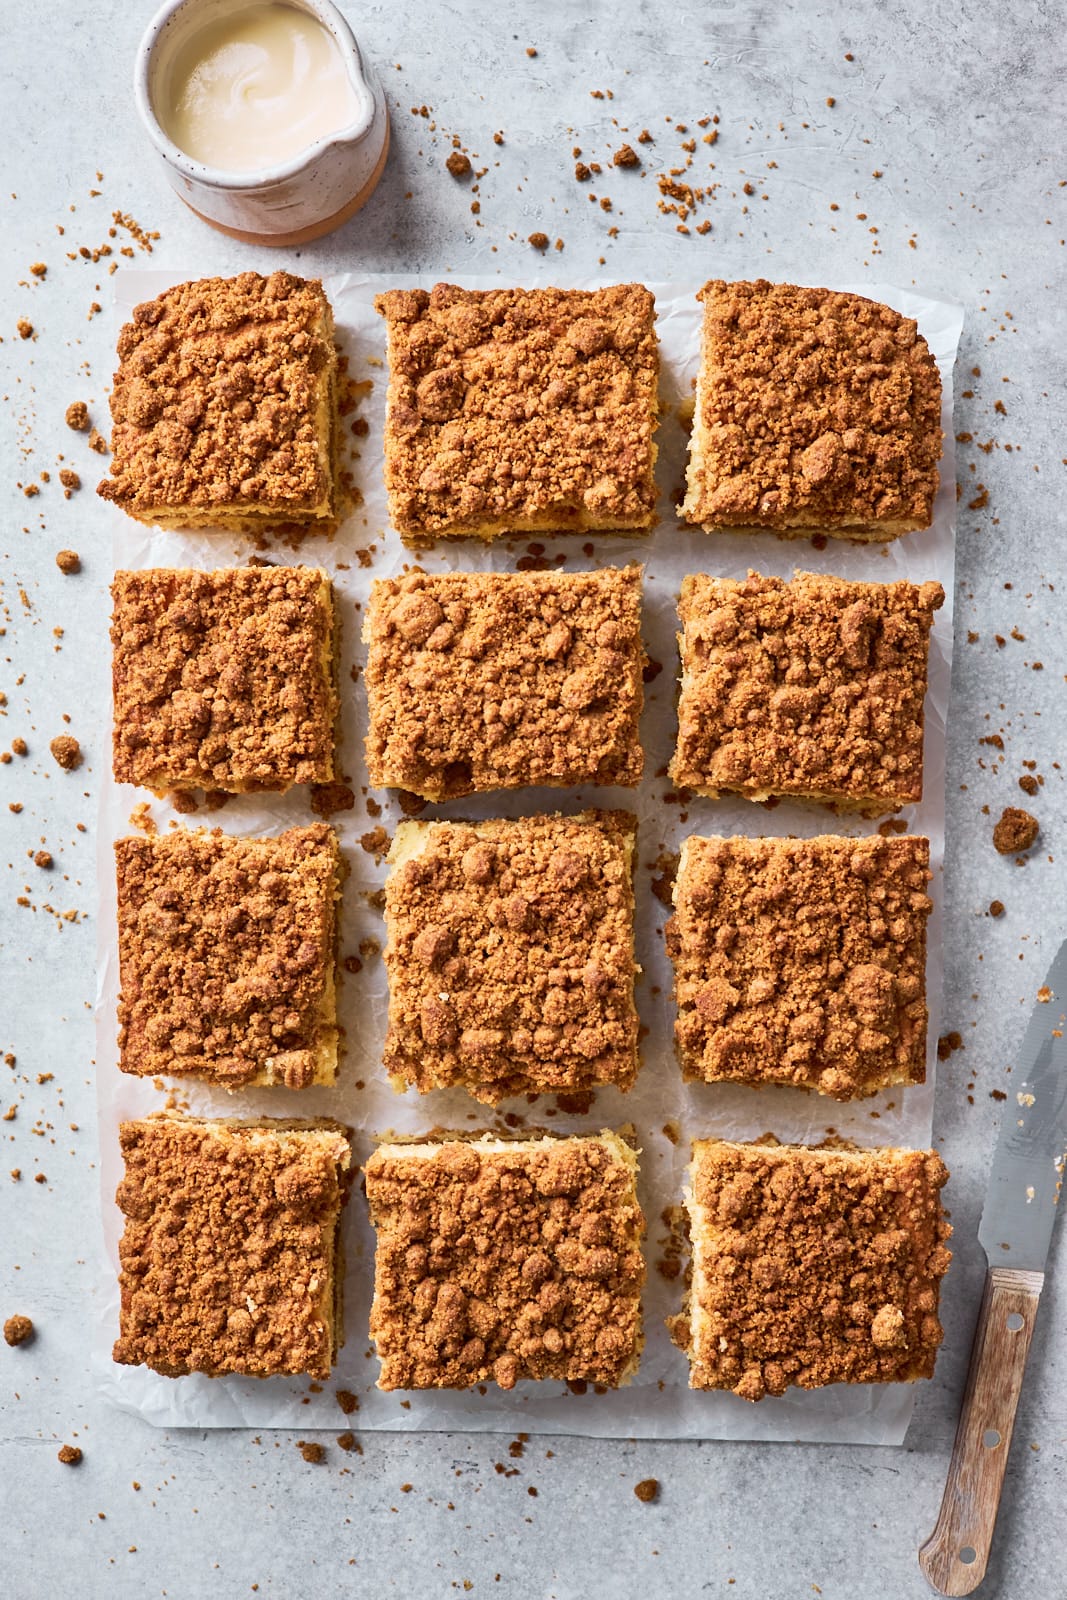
[115,824,341,1089]
[50,735,82,771]
[671,570,944,811]
[375,282,658,540]
[3,1314,34,1346]
[682,1140,951,1399]
[111,566,337,793]
[365,1135,645,1390]
[992,806,1039,855]
[365,566,645,799]
[113,1115,351,1379]
[97,272,336,520]
[384,812,639,1102]
[667,835,931,1098]
[681,280,942,533]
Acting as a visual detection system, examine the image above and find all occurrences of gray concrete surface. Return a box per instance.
[1,1,1064,1595]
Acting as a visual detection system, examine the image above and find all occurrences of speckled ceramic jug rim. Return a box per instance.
[134,0,378,190]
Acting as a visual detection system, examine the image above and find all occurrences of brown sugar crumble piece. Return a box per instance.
[297,1441,325,1463]
[65,400,89,431]
[374,282,659,546]
[383,811,639,1103]
[55,549,81,574]
[680,281,943,541]
[634,1478,659,1502]
[670,570,944,814]
[445,151,471,178]
[115,824,343,1090]
[364,565,645,800]
[4,1313,34,1346]
[989,899,1005,918]
[57,1445,82,1465]
[365,1131,645,1390]
[110,566,339,795]
[993,807,1039,855]
[613,144,640,168]
[113,1113,351,1379]
[673,1139,951,1400]
[96,272,341,534]
[50,734,82,771]
[17,319,33,339]
[527,232,550,251]
[667,834,932,1099]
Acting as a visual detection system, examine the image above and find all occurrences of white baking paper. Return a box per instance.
[92,273,963,1442]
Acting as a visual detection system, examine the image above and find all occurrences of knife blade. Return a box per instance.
[920,938,1067,1596]
[977,938,1067,1272]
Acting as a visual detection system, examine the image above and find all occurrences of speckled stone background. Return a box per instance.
[1,2,1064,1596]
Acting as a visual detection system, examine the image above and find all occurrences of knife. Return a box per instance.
[919,939,1067,1596]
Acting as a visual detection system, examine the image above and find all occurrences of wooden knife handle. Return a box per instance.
[919,1265,1043,1596]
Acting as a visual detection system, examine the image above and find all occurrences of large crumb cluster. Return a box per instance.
[113,1115,351,1379]
[110,566,338,793]
[364,566,645,799]
[365,1135,645,1390]
[97,272,337,529]
[115,825,341,1089]
[681,280,942,538]
[667,834,932,1098]
[384,812,639,1102]
[671,570,944,812]
[375,282,659,543]
[678,1140,951,1399]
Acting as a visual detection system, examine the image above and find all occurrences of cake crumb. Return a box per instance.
[613,144,640,168]
[335,1388,359,1415]
[50,735,82,771]
[989,899,1005,917]
[55,549,81,574]
[297,1441,325,1463]
[88,427,108,454]
[445,152,471,178]
[33,850,53,869]
[527,231,549,250]
[3,1314,34,1346]
[65,401,89,431]
[57,1445,82,1466]
[634,1478,659,1503]
[993,807,1039,855]
[17,319,33,339]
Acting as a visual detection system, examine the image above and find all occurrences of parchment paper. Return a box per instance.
[92,273,963,1441]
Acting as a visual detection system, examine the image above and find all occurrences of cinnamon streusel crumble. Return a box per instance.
[111,566,339,795]
[672,1139,951,1399]
[365,1131,645,1390]
[115,824,343,1090]
[666,834,932,1098]
[384,811,639,1102]
[375,282,659,545]
[680,280,942,540]
[364,565,645,800]
[97,273,340,534]
[670,570,944,813]
[113,1114,352,1379]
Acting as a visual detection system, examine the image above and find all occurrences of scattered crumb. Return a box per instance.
[634,1478,659,1503]
[527,231,549,250]
[613,144,640,168]
[65,401,89,431]
[87,427,108,454]
[55,549,81,574]
[993,807,1039,856]
[445,151,471,179]
[57,1445,82,1466]
[310,783,355,817]
[989,900,1005,918]
[33,850,53,869]
[336,1389,359,1415]
[3,1314,34,1347]
[297,1441,325,1464]
[49,735,82,771]
[17,319,33,339]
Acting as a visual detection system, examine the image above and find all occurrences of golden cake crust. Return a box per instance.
[678,1139,951,1399]
[666,834,931,1098]
[680,280,942,538]
[364,565,645,799]
[113,1114,351,1380]
[97,272,337,529]
[115,824,342,1090]
[384,811,639,1102]
[365,1133,645,1390]
[670,569,943,813]
[375,282,659,543]
[111,566,338,794]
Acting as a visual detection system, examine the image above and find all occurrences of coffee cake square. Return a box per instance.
[97,272,340,534]
[111,566,339,794]
[115,824,343,1090]
[375,282,659,545]
[365,1132,645,1390]
[670,570,943,813]
[680,280,942,540]
[383,811,639,1103]
[364,565,645,800]
[113,1114,352,1380]
[673,1139,951,1400]
[666,834,931,1099]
